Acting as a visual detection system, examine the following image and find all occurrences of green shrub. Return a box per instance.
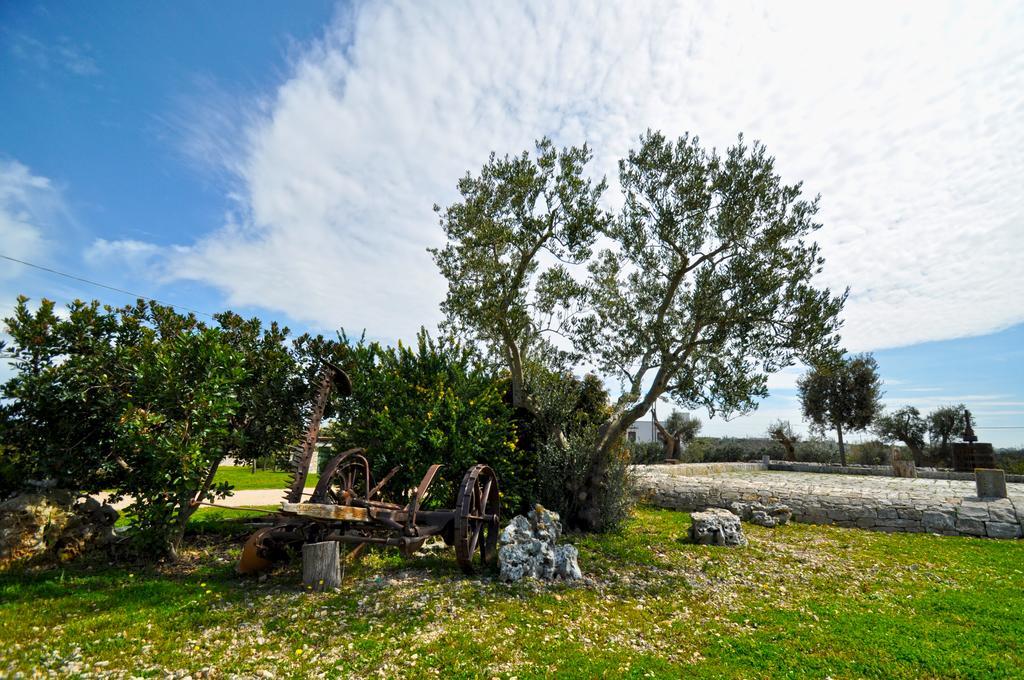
[327,330,528,513]
[537,427,634,532]
[695,437,774,462]
[794,437,840,463]
[1,295,331,558]
[852,440,888,466]
[626,440,665,464]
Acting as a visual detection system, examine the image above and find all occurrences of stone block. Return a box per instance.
[975,469,1007,499]
[957,502,991,522]
[897,507,923,520]
[955,517,987,536]
[922,511,955,533]
[985,522,1022,540]
[987,500,1017,523]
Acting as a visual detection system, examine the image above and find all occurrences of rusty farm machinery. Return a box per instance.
[237,362,501,575]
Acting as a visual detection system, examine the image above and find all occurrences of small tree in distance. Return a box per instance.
[874,406,927,464]
[797,353,883,466]
[927,404,968,465]
[652,408,702,459]
[767,419,800,461]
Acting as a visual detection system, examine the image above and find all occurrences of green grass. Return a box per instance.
[213,466,319,491]
[2,506,1023,678]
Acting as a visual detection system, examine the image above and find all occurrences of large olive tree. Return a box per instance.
[430,138,608,439]
[433,131,846,528]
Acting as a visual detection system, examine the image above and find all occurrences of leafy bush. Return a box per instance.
[688,437,774,463]
[852,440,889,466]
[537,427,634,532]
[626,440,665,465]
[1,296,331,557]
[327,331,528,513]
[794,437,840,464]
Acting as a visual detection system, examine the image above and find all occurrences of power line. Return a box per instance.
[0,253,215,319]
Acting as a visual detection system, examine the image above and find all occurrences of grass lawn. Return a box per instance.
[2,506,1022,678]
[212,466,319,491]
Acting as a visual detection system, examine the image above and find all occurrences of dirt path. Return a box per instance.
[99,487,316,511]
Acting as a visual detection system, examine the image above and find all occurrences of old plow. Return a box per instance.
[237,362,500,575]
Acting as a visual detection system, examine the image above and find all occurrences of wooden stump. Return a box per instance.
[302,541,341,591]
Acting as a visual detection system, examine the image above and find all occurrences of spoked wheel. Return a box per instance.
[454,464,500,573]
[311,450,371,505]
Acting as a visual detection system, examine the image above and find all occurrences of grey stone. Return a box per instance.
[922,510,955,533]
[958,501,991,521]
[985,522,1022,540]
[554,545,582,579]
[976,469,1008,499]
[689,508,747,546]
[498,505,580,582]
[987,500,1017,523]
[728,501,792,527]
[955,517,987,536]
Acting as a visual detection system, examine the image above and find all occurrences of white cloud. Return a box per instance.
[0,159,70,383]
[6,32,101,77]
[0,159,62,279]
[90,1,1024,350]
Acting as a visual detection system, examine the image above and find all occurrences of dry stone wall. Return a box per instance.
[635,464,1024,540]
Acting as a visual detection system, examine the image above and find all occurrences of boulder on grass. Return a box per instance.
[689,508,747,546]
[498,504,581,582]
[0,490,118,567]
[728,501,793,528]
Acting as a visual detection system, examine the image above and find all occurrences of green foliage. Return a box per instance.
[797,353,883,465]
[686,436,775,463]
[873,406,927,463]
[927,404,967,465]
[433,130,847,529]
[112,327,244,557]
[430,137,608,420]
[793,437,841,464]
[326,330,526,512]
[664,411,702,444]
[852,439,889,466]
[767,418,800,460]
[626,440,667,464]
[581,131,846,452]
[0,295,331,556]
[536,427,634,532]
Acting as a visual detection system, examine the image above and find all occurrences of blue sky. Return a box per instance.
[2,1,1022,446]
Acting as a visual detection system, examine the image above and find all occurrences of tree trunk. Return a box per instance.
[303,541,342,591]
[650,413,677,459]
[167,459,223,560]
[908,443,924,466]
[836,424,846,466]
[769,429,797,461]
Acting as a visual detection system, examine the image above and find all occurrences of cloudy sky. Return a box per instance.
[2,1,1022,445]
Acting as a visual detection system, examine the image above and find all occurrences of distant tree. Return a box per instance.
[767,419,800,461]
[873,406,927,464]
[652,408,702,459]
[797,353,883,466]
[927,404,968,464]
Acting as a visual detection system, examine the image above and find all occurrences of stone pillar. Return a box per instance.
[975,468,1007,499]
[762,454,770,467]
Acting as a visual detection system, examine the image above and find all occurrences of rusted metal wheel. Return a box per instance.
[454,464,500,573]
[311,450,371,505]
